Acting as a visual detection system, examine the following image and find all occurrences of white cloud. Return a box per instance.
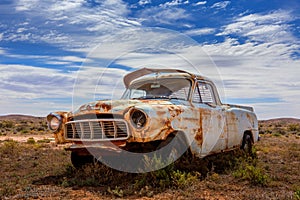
[201,37,300,119]
[49,0,85,12]
[211,1,230,9]
[16,27,27,33]
[160,0,189,7]
[8,0,140,49]
[139,7,189,25]
[218,10,296,43]
[193,1,207,6]
[138,0,151,6]
[184,28,215,36]
[45,61,73,65]
[0,65,74,98]
[0,64,77,115]
[0,47,6,55]
[59,56,88,63]
[15,0,38,11]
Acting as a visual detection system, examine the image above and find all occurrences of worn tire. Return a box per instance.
[71,151,94,169]
[241,134,253,155]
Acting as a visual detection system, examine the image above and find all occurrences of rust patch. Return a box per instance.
[194,112,203,146]
[95,102,112,112]
[101,103,112,112]
[152,119,174,141]
[168,106,183,118]
[195,128,203,144]
[157,110,167,116]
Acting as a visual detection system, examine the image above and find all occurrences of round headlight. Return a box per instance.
[131,109,147,129]
[47,113,62,131]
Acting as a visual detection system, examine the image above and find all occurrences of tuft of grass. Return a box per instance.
[107,186,124,197]
[288,123,300,132]
[0,184,16,197]
[233,164,269,186]
[171,170,200,188]
[233,152,269,187]
[135,155,200,191]
[295,189,300,200]
[273,132,282,137]
[37,138,51,143]
[26,137,36,144]
[0,140,19,156]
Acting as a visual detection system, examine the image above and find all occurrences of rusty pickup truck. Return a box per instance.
[47,68,259,170]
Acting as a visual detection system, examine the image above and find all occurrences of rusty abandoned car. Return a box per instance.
[47,68,259,170]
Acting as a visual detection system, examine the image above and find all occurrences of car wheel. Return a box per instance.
[241,134,253,155]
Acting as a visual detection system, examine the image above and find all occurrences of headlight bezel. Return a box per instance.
[47,113,62,132]
[130,108,148,130]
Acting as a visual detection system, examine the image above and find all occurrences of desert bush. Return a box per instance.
[273,133,282,137]
[0,184,16,197]
[273,127,286,136]
[288,123,300,132]
[37,138,51,143]
[0,140,19,157]
[235,165,269,186]
[135,155,200,190]
[0,121,14,129]
[107,186,124,197]
[135,156,174,190]
[26,137,36,144]
[295,189,300,200]
[233,157,269,187]
[171,170,200,188]
[231,146,269,186]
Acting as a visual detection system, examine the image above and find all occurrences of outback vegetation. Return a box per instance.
[0,115,48,136]
[0,115,299,199]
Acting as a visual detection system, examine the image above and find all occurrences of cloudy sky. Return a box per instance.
[0,0,299,119]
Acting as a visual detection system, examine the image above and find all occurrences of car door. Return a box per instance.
[192,81,227,157]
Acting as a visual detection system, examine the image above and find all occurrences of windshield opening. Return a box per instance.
[121,78,192,101]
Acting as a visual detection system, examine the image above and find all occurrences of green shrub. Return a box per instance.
[0,140,19,156]
[273,132,282,137]
[26,137,35,144]
[295,189,300,200]
[288,123,300,132]
[171,170,199,188]
[135,155,199,190]
[37,139,51,143]
[233,163,269,186]
[0,121,14,129]
[0,184,16,197]
[107,186,124,197]
[273,128,286,136]
[21,129,29,134]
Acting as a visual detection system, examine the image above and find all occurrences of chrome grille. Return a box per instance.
[65,119,129,141]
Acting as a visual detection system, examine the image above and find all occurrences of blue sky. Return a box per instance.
[0,0,299,119]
